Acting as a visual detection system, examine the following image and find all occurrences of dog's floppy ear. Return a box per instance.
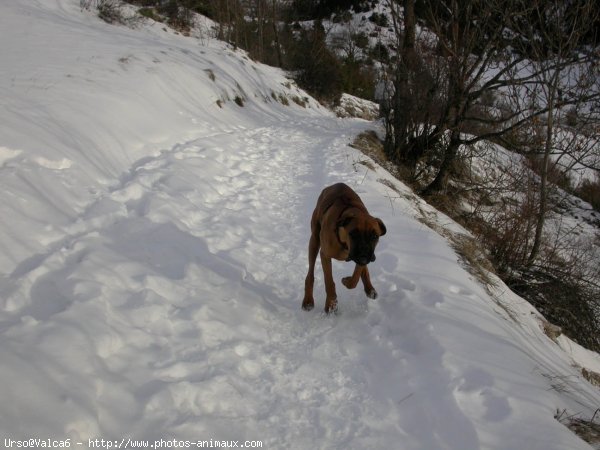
[337,216,353,229]
[337,216,353,250]
[376,218,387,236]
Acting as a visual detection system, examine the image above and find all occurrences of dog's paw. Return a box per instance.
[341,276,353,289]
[324,298,338,314]
[365,288,378,299]
[324,304,338,315]
[302,299,315,311]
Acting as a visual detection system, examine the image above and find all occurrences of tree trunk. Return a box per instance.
[527,72,558,266]
[271,0,282,67]
[422,130,461,195]
[395,0,417,159]
[403,0,416,51]
[256,0,264,62]
[385,0,416,166]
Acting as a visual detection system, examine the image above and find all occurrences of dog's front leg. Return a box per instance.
[361,265,378,299]
[320,251,337,313]
[342,265,378,299]
[342,264,364,290]
[302,232,320,311]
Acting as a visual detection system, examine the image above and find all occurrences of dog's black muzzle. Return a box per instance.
[352,253,376,266]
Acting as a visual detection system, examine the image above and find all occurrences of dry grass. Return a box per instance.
[205,69,216,82]
[291,96,309,108]
[582,368,600,388]
[450,234,497,288]
[542,320,563,342]
[556,409,600,447]
[278,93,289,106]
[234,96,244,107]
[377,178,401,195]
[349,130,386,165]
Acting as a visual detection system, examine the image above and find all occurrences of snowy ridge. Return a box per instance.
[0,0,321,274]
[1,1,600,449]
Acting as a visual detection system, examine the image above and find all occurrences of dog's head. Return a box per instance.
[337,214,386,266]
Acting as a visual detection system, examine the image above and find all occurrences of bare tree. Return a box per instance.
[502,0,600,264]
[381,0,599,196]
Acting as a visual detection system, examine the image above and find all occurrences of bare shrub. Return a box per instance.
[482,199,537,274]
[81,0,131,25]
[505,225,600,352]
[428,141,600,352]
[576,177,600,212]
[100,0,123,23]
[509,269,600,352]
[156,0,195,32]
[525,154,574,193]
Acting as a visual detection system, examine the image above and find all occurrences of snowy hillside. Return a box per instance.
[1,1,600,449]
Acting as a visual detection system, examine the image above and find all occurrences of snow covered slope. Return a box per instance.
[1,1,600,449]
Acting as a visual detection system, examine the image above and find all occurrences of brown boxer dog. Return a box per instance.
[302,183,386,313]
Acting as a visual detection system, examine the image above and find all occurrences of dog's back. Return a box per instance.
[312,183,367,229]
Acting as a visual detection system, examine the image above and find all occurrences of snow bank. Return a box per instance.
[0,0,322,274]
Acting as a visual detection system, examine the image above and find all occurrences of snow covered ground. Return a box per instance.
[1,1,600,449]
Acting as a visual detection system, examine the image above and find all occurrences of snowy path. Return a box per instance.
[1,116,420,445]
[4,114,597,449]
